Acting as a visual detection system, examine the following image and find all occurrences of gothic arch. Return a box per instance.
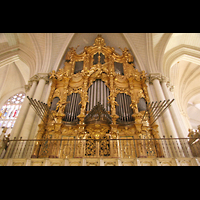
[163,45,200,78]
[0,87,25,109]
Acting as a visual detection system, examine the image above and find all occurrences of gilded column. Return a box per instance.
[108,67,119,138]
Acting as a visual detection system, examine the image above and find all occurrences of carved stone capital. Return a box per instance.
[29,74,39,83]
[145,75,150,84]
[161,75,169,83]
[149,73,161,84]
[37,73,50,84]
[28,73,50,87]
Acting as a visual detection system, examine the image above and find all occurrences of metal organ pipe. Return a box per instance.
[87,88,90,112]
[64,93,81,122]
[124,93,128,121]
[107,87,110,112]
[93,80,97,108]
[116,93,133,122]
[97,79,100,104]
[73,94,78,120]
[86,79,110,112]
[103,82,107,110]
[101,80,104,105]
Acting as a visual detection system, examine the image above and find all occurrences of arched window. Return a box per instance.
[0,92,25,136]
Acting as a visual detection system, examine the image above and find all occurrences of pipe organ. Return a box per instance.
[33,35,163,158]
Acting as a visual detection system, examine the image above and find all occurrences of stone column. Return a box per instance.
[161,76,187,138]
[10,75,38,140]
[149,73,184,157]
[145,76,164,138]
[149,73,179,138]
[13,73,49,158]
[19,73,49,140]
[161,76,193,157]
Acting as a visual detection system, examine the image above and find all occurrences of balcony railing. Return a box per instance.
[1,137,200,159]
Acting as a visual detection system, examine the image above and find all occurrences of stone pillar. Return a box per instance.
[161,75,193,157]
[19,73,49,140]
[149,73,184,157]
[12,73,49,158]
[145,76,163,138]
[161,76,187,138]
[149,73,179,138]
[10,75,38,140]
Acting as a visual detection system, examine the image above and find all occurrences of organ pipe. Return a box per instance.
[86,79,110,112]
[64,93,81,122]
[116,93,133,122]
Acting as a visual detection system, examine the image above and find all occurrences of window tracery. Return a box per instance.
[0,93,25,136]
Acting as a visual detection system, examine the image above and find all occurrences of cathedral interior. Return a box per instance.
[0,33,200,166]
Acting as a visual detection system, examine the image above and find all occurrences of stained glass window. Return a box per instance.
[0,93,25,136]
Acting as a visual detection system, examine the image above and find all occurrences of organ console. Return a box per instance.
[33,35,165,158]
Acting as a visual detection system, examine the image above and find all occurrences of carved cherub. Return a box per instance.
[50,70,56,79]
[53,89,60,99]
[57,69,64,81]
[65,46,79,60]
[130,100,138,113]
[64,69,70,77]
[79,92,89,108]
[107,94,119,112]
[56,100,68,113]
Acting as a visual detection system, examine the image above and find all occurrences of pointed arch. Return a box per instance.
[163,45,200,78]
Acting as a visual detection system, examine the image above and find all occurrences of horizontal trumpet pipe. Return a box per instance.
[153,99,170,121]
[150,99,174,125]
